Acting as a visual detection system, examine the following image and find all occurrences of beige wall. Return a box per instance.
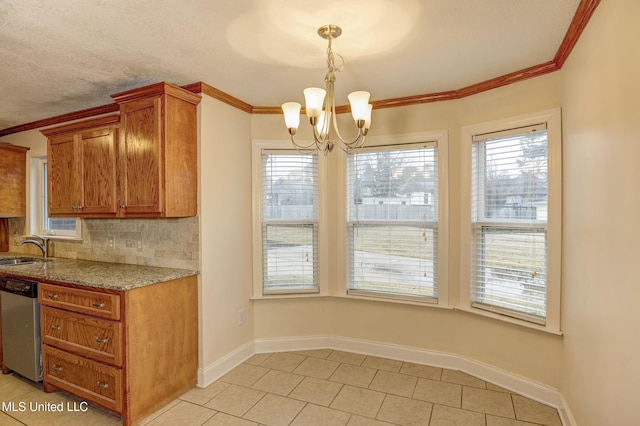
[251,73,565,389]
[560,0,640,424]
[198,95,254,368]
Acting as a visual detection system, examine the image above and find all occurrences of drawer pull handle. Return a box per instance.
[50,325,61,331]
[96,382,109,389]
[52,365,63,372]
[92,302,105,308]
[48,294,59,299]
[95,337,109,343]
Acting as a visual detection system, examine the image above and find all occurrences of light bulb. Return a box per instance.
[281,102,301,130]
[303,88,326,118]
[348,91,371,121]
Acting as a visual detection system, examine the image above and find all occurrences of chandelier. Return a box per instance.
[281,25,372,155]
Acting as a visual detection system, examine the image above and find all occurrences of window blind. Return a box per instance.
[471,126,548,323]
[261,151,318,294]
[346,143,438,300]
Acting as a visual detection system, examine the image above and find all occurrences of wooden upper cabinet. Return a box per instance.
[117,97,162,215]
[48,132,80,215]
[42,81,201,219]
[0,143,29,217]
[112,82,201,217]
[80,126,118,214]
[43,115,119,216]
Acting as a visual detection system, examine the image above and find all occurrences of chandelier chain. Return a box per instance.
[327,36,334,71]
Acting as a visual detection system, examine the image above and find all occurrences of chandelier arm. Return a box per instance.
[311,121,335,155]
[314,99,331,146]
[331,110,365,149]
[324,71,366,149]
[311,123,325,145]
[290,134,320,150]
[325,78,352,147]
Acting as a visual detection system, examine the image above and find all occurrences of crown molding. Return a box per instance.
[554,0,601,68]
[0,103,119,137]
[184,82,253,113]
[0,0,601,137]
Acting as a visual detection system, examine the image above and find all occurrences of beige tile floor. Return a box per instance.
[0,349,562,426]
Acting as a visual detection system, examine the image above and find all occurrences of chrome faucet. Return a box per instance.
[17,236,50,259]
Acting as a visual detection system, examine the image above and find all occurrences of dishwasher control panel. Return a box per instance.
[1,278,38,298]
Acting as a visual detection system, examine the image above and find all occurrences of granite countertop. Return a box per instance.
[0,253,198,291]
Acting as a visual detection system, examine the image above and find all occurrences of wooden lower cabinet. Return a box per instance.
[39,276,198,426]
[41,306,123,366]
[43,345,123,413]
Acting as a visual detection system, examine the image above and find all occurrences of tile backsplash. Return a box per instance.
[8,216,200,271]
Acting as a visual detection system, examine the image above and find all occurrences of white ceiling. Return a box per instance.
[0,0,581,131]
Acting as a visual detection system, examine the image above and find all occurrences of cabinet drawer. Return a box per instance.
[39,283,120,320]
[41,306,123,366]
[43,345,122,413]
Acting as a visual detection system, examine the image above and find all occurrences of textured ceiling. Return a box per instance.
[0,0,581,131]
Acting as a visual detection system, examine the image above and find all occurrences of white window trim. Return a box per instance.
[336,130,450,308]
[459,108,562,335]
[251,139,329,299]
[27,147,82,240]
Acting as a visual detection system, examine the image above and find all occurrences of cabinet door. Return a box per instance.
[41,306,123,366]
[118,97,163,216]
[43,345,123,413]
[79,127,117,214]
[0,144,29,217]
[48,133,79,215]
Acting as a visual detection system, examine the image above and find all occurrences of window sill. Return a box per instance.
[251,292,332,301]
[335,292,452,309]
[29,234,83,242]
[454,305,563,336]
[252,291,452,310]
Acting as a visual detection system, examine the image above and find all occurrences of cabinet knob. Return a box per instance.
[48,294,59,299]
[52,365,63,372]
[92,302,105,308]
[50,325,61,331]
[119,205,126,209]
[95,337,109,343]
[96,382,109,389]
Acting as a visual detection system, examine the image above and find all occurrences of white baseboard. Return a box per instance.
[201,335,575,426]
[253,335,333,354]
[197,340,255,387]
[558,392,577,426]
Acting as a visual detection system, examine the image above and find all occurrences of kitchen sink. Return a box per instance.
[0,257,45,266]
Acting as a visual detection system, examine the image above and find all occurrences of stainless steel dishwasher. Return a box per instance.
[1,277,42,382]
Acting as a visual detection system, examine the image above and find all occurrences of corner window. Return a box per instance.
[461,109,562,333]
[30,155,81,239]
[346,140,445,303]
[472,125,548,322]
[254,146,322,295]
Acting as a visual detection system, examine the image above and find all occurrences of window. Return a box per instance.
[257,148,320,295]
[346,141,443,302]
[461,109,561,333]
[30,155,80,239]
